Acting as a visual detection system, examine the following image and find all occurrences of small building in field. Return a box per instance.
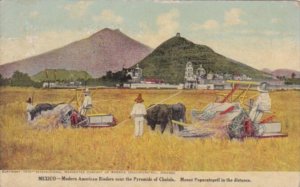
[42,82,57,88]
[142,78,164,84]
[42,81,82,88]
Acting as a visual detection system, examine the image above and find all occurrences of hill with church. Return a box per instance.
[137,33,269,84]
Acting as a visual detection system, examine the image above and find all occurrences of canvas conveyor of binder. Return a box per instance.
[172,80,288,139]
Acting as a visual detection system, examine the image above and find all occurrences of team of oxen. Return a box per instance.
[146,103,186,133]
[29,102,186,133]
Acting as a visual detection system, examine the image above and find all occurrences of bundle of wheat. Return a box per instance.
[31,111,60,131]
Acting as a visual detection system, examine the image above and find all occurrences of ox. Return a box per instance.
[169,103,186,131]
[146,103,186,134]
[29,103,55,120]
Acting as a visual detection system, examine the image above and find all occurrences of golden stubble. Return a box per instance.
[0,87,299,171]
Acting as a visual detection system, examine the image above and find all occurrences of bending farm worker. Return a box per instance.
[80,88,92,115]
[26,97,34,122]
[130,93,147,137]
[249,82,271,123]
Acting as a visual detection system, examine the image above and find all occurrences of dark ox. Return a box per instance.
[29,103,56,120]
[146,103,186,134]
[169,103,186,131]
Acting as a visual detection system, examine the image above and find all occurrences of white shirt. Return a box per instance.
[26,103,34,112]
[131,103,147,120]
[82,95,92,108]
[26,103,34,121]
[255,92,271,111]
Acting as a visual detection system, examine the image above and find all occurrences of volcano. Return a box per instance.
[0,28,152,78]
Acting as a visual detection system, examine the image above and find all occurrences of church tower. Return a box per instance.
[184,61,196,89]
[184,61,194,81]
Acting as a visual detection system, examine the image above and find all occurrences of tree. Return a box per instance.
[106,71,113,79]
[0,74,4,86]
[0,74,9,86]
[10,71,36,87]
[291,72,296,79]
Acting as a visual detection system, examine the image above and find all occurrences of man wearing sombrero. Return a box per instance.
[130,93,147,137]
[249,82,271,123]
[26,97,34,122]
[80,88,92,115]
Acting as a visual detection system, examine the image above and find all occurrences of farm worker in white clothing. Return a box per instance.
[130,93,147,137]
[80,88,92,115]
[26,97,34,122]
[249,82,271,123]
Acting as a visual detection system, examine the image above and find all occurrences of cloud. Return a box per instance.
[271,18,281,24]
[93,9,123,24]
[190,8,246,32]
[157,9,179,35]
[0,30,95,65]
[63,1,92,18]
[191,19,220,31]
[231,29,280,36]
[29,11,39,18]
[236,29,255,35]
[261,30,280,36]
[135,9,180,48]
[224,8,246,26]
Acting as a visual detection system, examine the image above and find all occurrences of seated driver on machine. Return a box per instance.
[80,88,92,115]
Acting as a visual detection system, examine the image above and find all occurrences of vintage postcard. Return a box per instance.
[0,0,299,187]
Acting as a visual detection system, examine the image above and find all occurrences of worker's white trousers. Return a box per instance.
[134,118,144,137]
[27,112,32,122]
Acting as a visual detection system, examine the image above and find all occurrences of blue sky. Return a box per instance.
[1,0,299,71]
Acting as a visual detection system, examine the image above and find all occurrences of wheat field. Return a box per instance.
[0,87,299,171]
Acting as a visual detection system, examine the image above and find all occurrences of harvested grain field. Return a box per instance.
[0,87,299,171]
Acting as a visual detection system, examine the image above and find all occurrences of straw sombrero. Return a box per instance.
[134,93,144,103]
[257,82,269,93]
[26,97,32,103]
[84,88,90,95]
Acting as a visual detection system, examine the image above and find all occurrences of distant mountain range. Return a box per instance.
[0,28,279,83]
[138,35,269,84]
[262,68,300,78]
[0,28,152,78]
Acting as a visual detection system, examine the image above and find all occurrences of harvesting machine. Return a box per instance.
[173,80,288,139]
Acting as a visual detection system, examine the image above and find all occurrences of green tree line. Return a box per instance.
[0,70,131,87]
